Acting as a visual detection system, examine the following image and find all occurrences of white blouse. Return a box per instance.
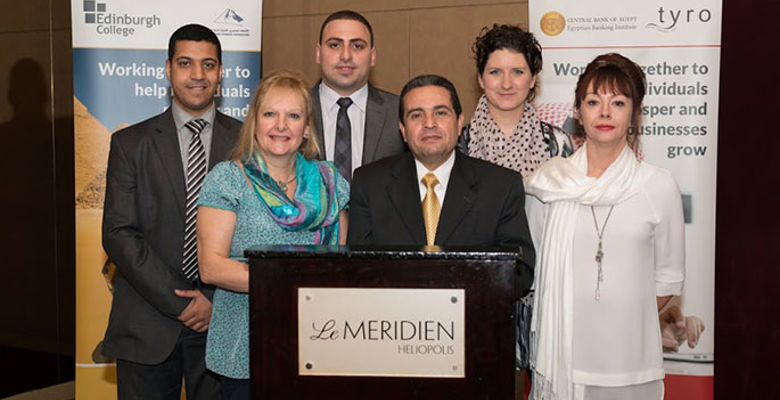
[527,162,685,390]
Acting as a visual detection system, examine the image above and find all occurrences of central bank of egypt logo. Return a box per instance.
[540,11,565,36]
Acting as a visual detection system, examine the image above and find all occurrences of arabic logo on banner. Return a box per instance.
[645,6,714,32]
[209,7,251,37]
[214,8,245,26]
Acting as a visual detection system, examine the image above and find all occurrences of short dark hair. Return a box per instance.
[473,24,543,100]
[574,53,647,148]
[319,10,374,47]
[399,74,462,124]
[168,24,222,63]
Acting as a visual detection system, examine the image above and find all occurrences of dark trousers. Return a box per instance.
[116,327,219,400]
[220,376,250,400]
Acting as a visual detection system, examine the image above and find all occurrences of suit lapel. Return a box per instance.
[363,85,388,163]
[151,109,186,216]
[210,112,233,169]
[311,82,326,160]
[436,152,476,244]
[387,154,426,245]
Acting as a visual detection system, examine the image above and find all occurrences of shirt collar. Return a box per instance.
[172,102,216,131]
[414,150,456,188]
[320,81,369,113]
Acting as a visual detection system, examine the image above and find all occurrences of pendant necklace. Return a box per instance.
[276,174,296,191]
[590,205,615,301]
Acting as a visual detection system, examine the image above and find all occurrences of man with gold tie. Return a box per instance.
[347,74,535,284]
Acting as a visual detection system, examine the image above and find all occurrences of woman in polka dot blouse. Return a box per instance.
[458,24,574,178]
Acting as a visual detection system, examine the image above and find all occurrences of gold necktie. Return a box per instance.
[421,173,441,246]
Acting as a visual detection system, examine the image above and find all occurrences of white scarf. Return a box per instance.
[524,142,645,400]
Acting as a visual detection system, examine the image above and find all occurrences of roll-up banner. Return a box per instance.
[529,1,719,398]
[71,1,261,396]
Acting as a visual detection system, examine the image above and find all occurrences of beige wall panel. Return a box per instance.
[263,0,317,18]
[262,15,323,84]
[408,4,529,120]
[265,1,411,18]
[413,0,524,8]
[313,1,410,15]
[0,0,51,33]
[363,11,410,94]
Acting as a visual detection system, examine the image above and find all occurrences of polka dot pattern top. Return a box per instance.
[467,95,551,177]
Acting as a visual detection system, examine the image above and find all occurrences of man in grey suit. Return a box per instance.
[102,24,241,399]
[312,10,405,182]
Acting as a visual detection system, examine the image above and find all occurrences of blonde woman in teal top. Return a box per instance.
[196,70,349,399]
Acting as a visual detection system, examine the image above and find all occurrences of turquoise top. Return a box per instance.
[197,160,349,379]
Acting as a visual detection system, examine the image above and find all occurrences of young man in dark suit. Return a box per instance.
[312,10,406,182]
[347,74,535,287]
[101,24,241,399]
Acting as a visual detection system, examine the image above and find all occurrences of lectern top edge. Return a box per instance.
[244,245,522,261]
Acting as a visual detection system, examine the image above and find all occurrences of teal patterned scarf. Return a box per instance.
[243,150,341,244]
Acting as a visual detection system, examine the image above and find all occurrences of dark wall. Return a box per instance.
[715,0,780,398]
[0,0,75,396]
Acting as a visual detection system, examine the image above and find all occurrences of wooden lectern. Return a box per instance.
[247,245,528,399]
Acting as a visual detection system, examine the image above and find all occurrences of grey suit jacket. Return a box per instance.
[347,151,536,295]
[101,108,241,364]
[311,82,406,166]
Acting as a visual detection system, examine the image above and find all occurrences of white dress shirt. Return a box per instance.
[414,151,456,205]
[319,82,368,174]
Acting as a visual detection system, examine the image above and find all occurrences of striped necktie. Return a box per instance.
[334,97,353,182]
[182,118,208,280]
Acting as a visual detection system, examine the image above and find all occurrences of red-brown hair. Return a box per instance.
[574,53,646,148]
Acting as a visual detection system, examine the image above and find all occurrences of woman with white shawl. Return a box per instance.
[525,53,685,400]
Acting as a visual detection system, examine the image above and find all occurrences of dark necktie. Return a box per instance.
[334,97,353,182]
[182,118,207,280]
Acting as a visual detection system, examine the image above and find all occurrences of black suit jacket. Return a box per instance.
[101,108,241,364]
[311,82,406,165]
[347,151,536,294]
